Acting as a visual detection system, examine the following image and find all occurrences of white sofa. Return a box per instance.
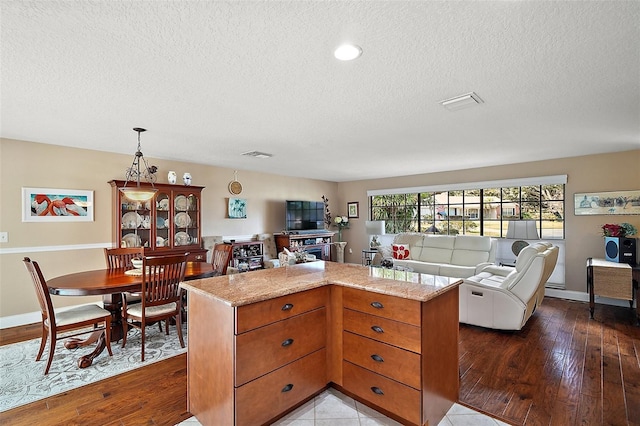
[375,233,497,278]
[459,242,559,330]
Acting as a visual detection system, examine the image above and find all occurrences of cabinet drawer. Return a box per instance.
[235,308,326,386]
[342,287,421,326]
[343,308,421,353]
[343,361,421,426]
[236,349,326,426]
[343,331,421,390]
[186,251,207,262]
[593,268,632,300]
[236,286,328,333]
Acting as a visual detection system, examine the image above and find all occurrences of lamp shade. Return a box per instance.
[506,220,539,240]
[365,221,385,236]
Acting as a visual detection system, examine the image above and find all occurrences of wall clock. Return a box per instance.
[228,171,243,195]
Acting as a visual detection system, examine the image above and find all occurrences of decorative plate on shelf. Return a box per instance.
[121,233,141,248]
[122,212,142,229]
[174,195,188,211]
[175,232,191,246]
[156,217,166,228]
[174,212,192,228]
[157,198,169,211]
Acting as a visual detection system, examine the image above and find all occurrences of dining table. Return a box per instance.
[46,261,215,368]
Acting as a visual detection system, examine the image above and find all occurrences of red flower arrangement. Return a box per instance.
[602,222,637,237]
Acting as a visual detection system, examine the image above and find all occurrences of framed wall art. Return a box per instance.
[574,190,640,215]
[347,201,359,219]
[22,187,94,222]
[228,198,247,219]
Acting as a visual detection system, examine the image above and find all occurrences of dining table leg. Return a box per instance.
[62,293,123,368]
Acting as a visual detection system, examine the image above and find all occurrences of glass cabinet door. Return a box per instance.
[174,191,199,247]
[119,197,152,248]
[155,192,170,249]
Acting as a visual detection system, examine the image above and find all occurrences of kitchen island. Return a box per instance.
[181,261,461,426]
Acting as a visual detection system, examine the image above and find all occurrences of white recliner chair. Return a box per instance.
[458,242,559,331]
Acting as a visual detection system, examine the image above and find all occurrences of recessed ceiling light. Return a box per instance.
[439,92,484,111]
[334,44,362,61]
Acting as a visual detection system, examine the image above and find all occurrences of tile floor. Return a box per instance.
[177,388,512,425]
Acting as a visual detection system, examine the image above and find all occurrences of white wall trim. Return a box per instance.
[2,288,632,329]
[0,242,112,255]
[545,288,636,308]
[367,175,568,196]
[0,302,103,329]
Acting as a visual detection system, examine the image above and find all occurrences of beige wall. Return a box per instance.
[2,138,639,323]
[0,138,338,320]
[336,149,640,294]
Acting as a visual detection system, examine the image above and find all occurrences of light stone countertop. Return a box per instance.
[180,261,462,307]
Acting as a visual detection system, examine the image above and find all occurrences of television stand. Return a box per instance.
[275,232,335,261]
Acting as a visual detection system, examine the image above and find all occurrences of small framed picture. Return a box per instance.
[347,201,359,219]
[228,198,247,219]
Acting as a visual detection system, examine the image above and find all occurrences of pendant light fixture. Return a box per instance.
[119,127,158,202]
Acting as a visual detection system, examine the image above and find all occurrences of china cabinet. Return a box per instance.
[109,180,207,262]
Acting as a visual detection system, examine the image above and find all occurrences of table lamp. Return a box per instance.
[506,220,540,256]
[365,220,386,249]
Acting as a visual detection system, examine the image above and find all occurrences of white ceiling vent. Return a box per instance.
[241,150,273,158]
[439,92,484,111]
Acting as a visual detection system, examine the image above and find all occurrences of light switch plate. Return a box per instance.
[0,232,7,243]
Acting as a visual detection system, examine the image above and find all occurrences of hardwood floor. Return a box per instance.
[459,297,640,426]
[1,297,638,426]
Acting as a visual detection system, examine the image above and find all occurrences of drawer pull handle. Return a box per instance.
[371,325,384,333]
[371,386,384,395]
[371,354,384,363]
[281,383,294,393]
[281,338,294,347]
[371,301,384,309]
[281,303,294,311]
[471,291,483,297]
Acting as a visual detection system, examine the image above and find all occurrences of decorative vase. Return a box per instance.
[183,172,192,186]
[167,171,177,184]
[335,241,347,263]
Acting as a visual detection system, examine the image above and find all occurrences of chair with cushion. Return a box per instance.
[104,247,144,270]
[104,247,145,305]
[22,257,113,374]
[459,242,559,330]
[212,243,233,275]
[121,254,187,361]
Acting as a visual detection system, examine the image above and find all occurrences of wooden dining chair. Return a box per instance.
[104,247,144,270]
[22,257,113,374]
[212,243,233,275]
[121,254,187,361]
[104,247,146,307]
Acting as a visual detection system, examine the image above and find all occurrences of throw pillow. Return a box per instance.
[392,243,410,260]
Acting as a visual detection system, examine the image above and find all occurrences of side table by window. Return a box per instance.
[587,258,639,324]
[361,249,377,266]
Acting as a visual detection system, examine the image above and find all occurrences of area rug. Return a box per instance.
[0,325,187,412]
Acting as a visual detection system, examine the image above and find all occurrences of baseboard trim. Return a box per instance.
[545,288,636,308]
[1,288,633,329]
[0,302,101,329]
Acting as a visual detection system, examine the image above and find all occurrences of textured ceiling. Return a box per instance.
[2,1,639,182]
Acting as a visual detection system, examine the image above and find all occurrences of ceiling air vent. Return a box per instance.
[241,151,273,158]
[439,92,484,111]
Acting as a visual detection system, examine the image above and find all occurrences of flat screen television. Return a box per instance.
[285,200,325,231]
